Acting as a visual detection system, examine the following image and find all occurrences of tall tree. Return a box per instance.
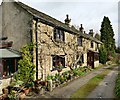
[100,16,116,57]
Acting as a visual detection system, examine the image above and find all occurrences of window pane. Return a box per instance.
[78,37,82,46]
[54,28,65,42]
[52,55,65,71]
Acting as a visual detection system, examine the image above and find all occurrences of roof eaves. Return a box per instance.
[16,1,102,44]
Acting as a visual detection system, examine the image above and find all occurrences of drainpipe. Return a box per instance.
[34,17,38,80]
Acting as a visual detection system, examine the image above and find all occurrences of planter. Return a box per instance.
[2,94,8,100]
[23,88,30,95]
[19,92,26,100]
[2,88,9,94]
[40,81,48,86]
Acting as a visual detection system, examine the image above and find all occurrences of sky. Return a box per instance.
[0,0,119,46]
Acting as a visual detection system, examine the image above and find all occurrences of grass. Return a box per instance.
[70,64,117,98]
[62,64,106,88]
[115,70,120,98]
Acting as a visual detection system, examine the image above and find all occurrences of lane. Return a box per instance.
[87,66,118,99]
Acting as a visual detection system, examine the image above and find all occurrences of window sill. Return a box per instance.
[50,66,67,72]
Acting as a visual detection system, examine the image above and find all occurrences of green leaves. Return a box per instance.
[99,45,107,64]
[100,16,116,58]
[14,43,35,84]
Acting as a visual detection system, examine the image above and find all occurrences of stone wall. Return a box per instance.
[32,20,100,80]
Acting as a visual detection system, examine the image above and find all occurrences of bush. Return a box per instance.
[99,45,107,64]
[14,44,35,84]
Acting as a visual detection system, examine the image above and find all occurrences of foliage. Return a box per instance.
[116,54,120,64]
[100,16,116,58]
[94,33,100,40]
[46,67,92,86]
[116,47,120,54]
[14,43,35,84]
[99,45,107,64]
[115,72,120,98]
[8,90,17,100]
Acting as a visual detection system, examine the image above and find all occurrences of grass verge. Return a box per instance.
[115,71,120,98]
[70,64,117,98]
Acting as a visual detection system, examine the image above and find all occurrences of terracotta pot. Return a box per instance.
[23,88,30,95]
[2,94,8,99]
[2,88,8,94]
[45,81,48,86]
[19,92,26,100]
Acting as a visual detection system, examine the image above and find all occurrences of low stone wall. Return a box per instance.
[0,77,11,94]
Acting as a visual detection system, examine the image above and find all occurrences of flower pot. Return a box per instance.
[19,92,26,100]
[23,88,30,95]
[2,88,8,94]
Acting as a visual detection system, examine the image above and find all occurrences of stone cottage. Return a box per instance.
[1,0,102,81]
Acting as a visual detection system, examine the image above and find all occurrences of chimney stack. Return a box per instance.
[89,29,94,37]
[64,14,71,25]
[79,24,84,33]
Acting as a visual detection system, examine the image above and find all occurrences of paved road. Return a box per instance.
[87,66,119,99]
[41,66,111,98]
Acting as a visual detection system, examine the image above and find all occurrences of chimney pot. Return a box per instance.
[79,24,84,33]
[64,14,71,25]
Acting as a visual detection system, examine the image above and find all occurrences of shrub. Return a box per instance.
[99,45,107,64]
[14,44,35,84]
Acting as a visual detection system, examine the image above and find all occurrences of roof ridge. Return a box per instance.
[16,1,68,27]
[12,1,102,44]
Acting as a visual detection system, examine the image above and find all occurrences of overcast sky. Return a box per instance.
[0,0,119,46]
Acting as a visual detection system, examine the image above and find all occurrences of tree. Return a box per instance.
[14,44,35,84]
[94,33,100,40]
[116,46,120,53]
[99,45,107,64]
[100,16,116,57]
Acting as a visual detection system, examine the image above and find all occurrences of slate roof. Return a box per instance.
[0,48,21,58]
[15,1,102,44]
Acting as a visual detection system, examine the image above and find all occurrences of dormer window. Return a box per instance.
[91,41,94,48]
[54,28,65,42]
[77,36,82,46]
